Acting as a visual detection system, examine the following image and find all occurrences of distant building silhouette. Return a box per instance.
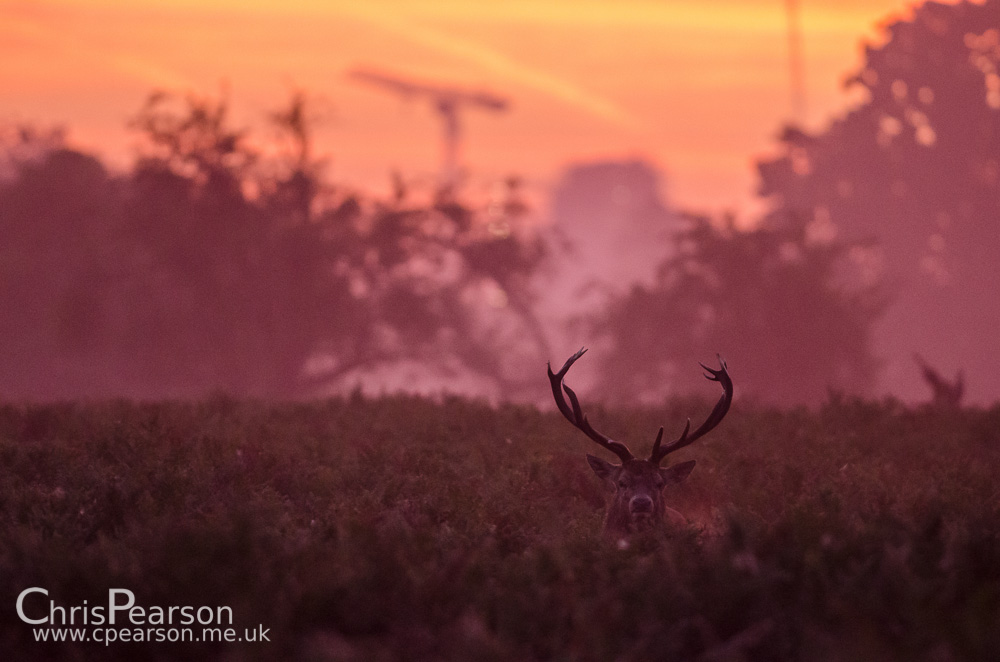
[545,159,678,305]
[537,160,679,389]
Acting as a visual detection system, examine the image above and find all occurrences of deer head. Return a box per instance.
[548,348,732,537]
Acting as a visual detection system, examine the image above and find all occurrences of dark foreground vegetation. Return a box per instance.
[1,395,999,661]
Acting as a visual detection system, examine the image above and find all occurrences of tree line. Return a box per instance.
[2,0,996,404]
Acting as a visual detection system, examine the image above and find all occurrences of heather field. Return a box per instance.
[2,395,1000,661]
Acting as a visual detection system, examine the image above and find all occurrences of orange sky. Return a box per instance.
[0,0,955,213]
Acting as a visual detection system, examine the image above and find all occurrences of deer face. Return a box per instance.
[548,348,732,538]
[587,456,696,532]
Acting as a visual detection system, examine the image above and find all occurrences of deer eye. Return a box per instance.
[617,478,629,488]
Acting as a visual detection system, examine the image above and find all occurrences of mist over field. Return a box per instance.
[3,0,1000,659]
[1,0,997,406]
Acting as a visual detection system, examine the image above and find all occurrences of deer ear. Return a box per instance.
[586,454,618,481]
[661,460,696,485]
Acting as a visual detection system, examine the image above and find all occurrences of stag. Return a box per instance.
[914,354,964,409]
[548,348,732,538]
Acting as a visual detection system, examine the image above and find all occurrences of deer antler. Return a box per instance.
[548,348,635,463]
[650,355,732,465]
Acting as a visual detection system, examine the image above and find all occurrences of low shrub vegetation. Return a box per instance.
[1,394,999,660]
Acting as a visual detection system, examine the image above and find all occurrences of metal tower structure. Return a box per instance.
[348,68,510,189]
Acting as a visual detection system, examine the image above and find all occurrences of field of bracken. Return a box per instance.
[2,394,999,661]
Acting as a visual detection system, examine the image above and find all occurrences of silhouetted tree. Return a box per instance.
[593,215,883,405]
[757,0,1000,401]
[122,91,343,395]
[125,90,550,397]
[0,128,138,397]
[264,89,325,224]
[129,90,254,189]
[310,181,549,397]
[0,90,549,400]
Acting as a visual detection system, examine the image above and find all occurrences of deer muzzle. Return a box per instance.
[629,494,654,515]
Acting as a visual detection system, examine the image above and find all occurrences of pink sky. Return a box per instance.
[0,0,955,212]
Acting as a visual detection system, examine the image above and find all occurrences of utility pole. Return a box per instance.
[785,0,806,124]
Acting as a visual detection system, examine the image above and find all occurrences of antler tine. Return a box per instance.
[648,425,667,461]
[548,348,635,463]
[563,383,636,460]
[651,355,732,464]
[547,347,586,421]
